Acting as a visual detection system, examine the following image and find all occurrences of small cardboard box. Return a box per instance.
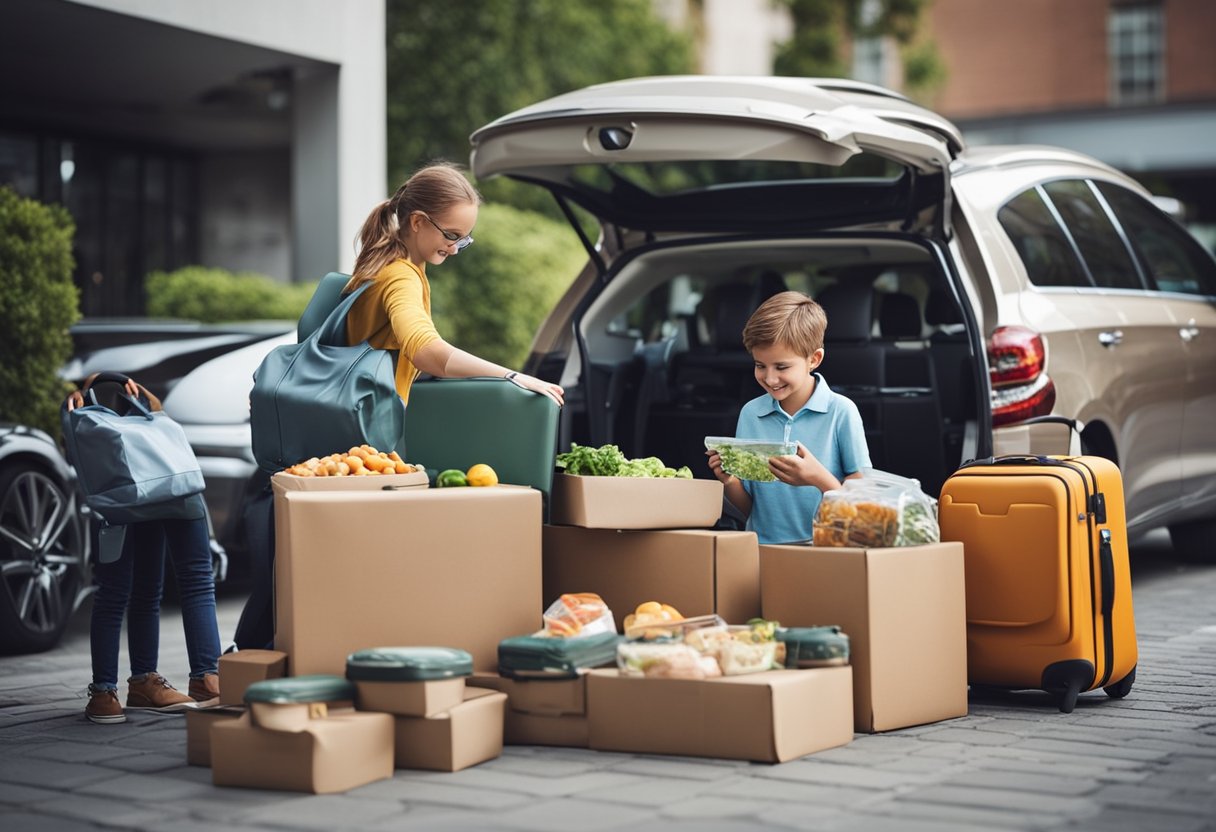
[543,527,760,628]
[587,668,853,763]
[759,542,968,733]
[354,677,465,718]
[185,706,244,766]
[275,487,542,674]
[271,468,428,493]
[392,687,507,771]
[549,473,724,529]
[210,711,394,793]
[468,672,589,747]
[218,649,288,706]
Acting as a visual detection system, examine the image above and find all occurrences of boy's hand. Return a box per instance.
[705,449,735,485]
[769,442,831,489]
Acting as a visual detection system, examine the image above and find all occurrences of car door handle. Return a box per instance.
[1098,329,1123,348]
[1180,319,1200,342]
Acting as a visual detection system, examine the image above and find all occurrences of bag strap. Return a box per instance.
[313,283,370,347]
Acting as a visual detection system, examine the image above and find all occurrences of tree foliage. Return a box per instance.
[428,202,587,369]
[386,0,695,205]
[0,186,80,439]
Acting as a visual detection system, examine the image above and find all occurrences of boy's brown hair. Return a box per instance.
[742,290,827,357]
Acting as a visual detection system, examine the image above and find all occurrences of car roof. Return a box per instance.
[953,144,1146,191]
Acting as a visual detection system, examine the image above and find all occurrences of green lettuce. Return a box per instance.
[556,444,692,479]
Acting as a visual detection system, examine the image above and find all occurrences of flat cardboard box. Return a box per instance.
[587,668,853,763]
[211,711,394,793]
[468,672,589,747]
[218,649,288,706]
[549,473,724,529]
[759,542,968,733]
[185,706,244,766]
[271,468,428,493]
[275,487,542,674]
[543,527,760,629]
[355,677,465,717]
[392,687,507,771]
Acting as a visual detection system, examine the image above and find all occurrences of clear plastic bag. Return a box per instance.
[812,469,940,548]
[538,593,616,638]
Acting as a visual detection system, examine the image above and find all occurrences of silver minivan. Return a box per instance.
[470,76,1216,557]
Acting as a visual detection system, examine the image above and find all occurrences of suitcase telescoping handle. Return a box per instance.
[1099,529,1115,617]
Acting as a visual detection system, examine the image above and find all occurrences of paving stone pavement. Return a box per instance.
[2,530,1214,831]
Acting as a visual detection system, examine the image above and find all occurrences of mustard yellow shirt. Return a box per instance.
[346,259,442,405]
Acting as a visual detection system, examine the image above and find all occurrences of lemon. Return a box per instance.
[466,463,499,487]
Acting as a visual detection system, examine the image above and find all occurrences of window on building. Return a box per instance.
[852,0,892,88]
[997,187,1091,288]
[1108,3,1164,105]
[1098,182,1216,296]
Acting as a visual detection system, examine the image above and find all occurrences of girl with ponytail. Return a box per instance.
[343,162,564,407]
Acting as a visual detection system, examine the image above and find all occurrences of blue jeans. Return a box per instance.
[90,517,221,690]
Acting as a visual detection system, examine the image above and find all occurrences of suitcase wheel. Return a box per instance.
[1103,665,1136,700]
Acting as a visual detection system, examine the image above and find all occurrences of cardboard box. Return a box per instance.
[759,542,968,733]
[549,473,724,529]
[185,706,244,766]
[392,687,507,771]
[211,711,394,793]
[275,487,542,674]
[468,672,589,747]
[355,677,465,717]
[543,527,760,628]
[218,649,288,706]
[271,469,428,493]
[587,668,853,763]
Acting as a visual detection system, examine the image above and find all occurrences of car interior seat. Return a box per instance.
[925,286,977,474]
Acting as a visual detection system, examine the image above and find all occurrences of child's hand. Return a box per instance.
[705,449,734,484]
[769,442,831,489]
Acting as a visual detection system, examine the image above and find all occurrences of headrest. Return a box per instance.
[879,293,922,339]
[925,287,963,326]
[713,284,755,350]
[751,270,788,307]
[816,281,873,343]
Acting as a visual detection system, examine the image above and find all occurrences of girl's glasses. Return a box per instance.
[420,213,473,252]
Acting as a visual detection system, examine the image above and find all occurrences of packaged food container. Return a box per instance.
[498,632,622,679]
[540,593,616,638]
[704,437,798,482]
[813,469,939,547]
[244,674,356,732]
[624,612,726,641]
[716,639,779,675]
[776,626,851,668]
[345,646,473,717]
[616,642,722,679]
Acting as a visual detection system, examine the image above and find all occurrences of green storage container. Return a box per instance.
[498,632,622,679]
[777,626,850,668]
[243,674,356,705]
[345,646,473,682]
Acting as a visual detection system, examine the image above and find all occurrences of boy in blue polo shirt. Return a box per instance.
[707,290,871,544]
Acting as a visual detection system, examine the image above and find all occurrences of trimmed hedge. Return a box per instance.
[145,267,317,323]
[430,202,586,369]
[0,186,80,439]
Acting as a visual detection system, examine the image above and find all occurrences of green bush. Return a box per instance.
[146,266,316,323]
[430,202,586,368]
[0,186,80,439]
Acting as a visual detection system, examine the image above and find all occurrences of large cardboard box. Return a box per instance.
[354,677,465,717]
[275,487,542,674]
[468,672,589,747]
[759,542,968,733]
[271,468,428,493]
[211,711,394,793]
[185,706,244,766]
[392,687,507,771]
[549,473,724,529]
[218,649,288,706]
[543,527,760,627]
[587,668,853,763]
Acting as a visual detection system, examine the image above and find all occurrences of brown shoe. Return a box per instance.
[86,685,126,724]
[188,673,220,704]
[126,672,196,711]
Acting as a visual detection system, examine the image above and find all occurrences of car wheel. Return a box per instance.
[1168,518,1216,563]
[0,465,90,654]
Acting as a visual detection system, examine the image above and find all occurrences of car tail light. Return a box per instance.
[988,326,1055,427]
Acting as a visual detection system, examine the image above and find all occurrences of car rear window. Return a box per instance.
[997,188,1090,288]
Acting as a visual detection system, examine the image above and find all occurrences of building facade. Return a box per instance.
[0,0,385,316]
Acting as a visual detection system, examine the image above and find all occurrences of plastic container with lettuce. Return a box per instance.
[556,443,692,479]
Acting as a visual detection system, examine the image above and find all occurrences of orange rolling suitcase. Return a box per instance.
[938,455,1137,712]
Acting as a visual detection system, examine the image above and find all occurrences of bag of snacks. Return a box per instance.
[538,592,616,638]
[812,470,939,547]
